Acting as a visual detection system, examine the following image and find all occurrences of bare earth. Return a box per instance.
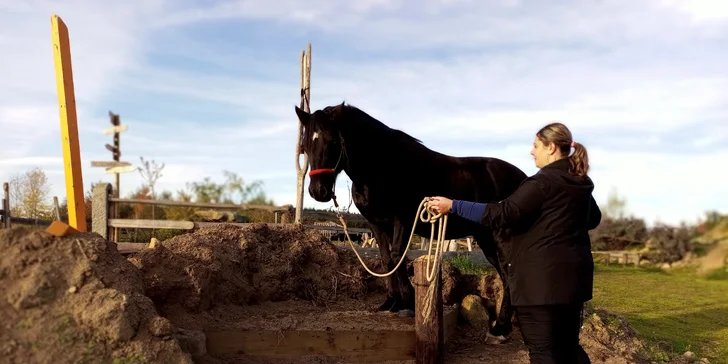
[0,224,678,364]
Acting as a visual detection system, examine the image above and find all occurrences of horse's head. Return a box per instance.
[295,103,347,203]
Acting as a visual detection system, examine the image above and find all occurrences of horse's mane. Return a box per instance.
[324,102,423,145]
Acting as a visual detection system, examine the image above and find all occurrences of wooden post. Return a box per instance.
[413,255,444,364]
[51,15,87,232]
[2,182,10,228]
[92,183,112,240]
[53,196,61,221]
[295,43,311,225]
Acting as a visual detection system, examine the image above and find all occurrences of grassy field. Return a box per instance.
[591,264,728,363]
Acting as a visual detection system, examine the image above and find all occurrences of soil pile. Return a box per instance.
[579,305,652,364]
[0,227,191,364]
[129,223,384,314]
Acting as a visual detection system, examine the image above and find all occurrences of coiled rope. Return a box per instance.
[335,197,448,322]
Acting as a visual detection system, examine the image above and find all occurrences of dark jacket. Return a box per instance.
[480,158,602,306]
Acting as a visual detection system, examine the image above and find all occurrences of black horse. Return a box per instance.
[295,102,528,338]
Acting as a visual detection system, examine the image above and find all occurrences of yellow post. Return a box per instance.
[51,15,87,232]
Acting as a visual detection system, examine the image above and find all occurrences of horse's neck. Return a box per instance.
[340,128,423,184]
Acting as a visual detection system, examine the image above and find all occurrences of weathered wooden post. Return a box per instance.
[51,15,87,232]
[294,43,311,225]
[1,182,10,229]
[92,183,112,240]
[413,255,444,364]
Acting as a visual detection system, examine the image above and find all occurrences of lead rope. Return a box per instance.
[335,197,448,323]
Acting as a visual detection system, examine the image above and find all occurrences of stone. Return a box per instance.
[460,294,490,329]
[148,316,174,337]
[175,329,207,357]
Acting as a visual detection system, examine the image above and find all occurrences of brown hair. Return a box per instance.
[536,122,589,177]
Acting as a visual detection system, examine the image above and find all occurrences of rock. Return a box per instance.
[68,286,77,294]
[397,309,414,318]
[700,358,710,364]
[460,294,490,329]
[175,329,207,357]
[148,316,174,337]
[683,351,695,359]
[661,263,671,269]
[74,289,141,343]
[148,238,159,249]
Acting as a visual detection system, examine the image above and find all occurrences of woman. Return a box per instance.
[430,122,601,364]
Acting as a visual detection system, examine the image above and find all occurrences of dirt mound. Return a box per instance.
[0,227,191,364]
[579,305,652,364]
[129,223,383,314]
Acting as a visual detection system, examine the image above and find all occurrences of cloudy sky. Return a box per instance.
[1,0,726,226]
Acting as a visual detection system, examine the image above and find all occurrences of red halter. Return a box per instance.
[308,168,336,177]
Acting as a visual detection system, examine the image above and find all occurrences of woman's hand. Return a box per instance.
[428,196,453,215]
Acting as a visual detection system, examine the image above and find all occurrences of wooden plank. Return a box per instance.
[90,161,131,168]
[51,15,86,232]
[109,219,195,230]
[414,255,444,364]
[106,218,370,235]
[204,308,459,362]
[207,329,415,362]
[105,165,136,174]
[103,124,128,134]
[109,197,292,213]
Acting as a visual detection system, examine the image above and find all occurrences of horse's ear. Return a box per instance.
[328,102,346,122]
[294,106,310,125]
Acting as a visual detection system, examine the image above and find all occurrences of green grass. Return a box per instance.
[592,264,728,363]
[444,254,495,275]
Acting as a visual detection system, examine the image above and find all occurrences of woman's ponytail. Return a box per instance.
[568,142,589,177]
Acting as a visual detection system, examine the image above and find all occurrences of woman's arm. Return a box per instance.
[448,178,546,229]
[587,195,602,230]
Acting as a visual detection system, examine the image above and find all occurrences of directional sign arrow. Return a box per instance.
[103,124,128,135]
[105,165,136,174]
[90,161,131,168]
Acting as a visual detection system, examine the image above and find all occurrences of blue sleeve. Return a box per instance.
[451,199,487,223]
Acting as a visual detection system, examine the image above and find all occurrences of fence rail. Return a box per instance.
[108,197,293,213]
[592,250,641,266]
[106,218,372,234]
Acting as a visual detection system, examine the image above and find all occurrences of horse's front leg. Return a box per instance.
[474,230,514,341]
[369,222,400,312]
[391,216,416,314]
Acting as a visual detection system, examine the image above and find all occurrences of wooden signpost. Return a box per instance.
[90,111,135,195]
[90,111,134,241]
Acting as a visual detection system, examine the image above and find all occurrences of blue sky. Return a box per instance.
[1,0,727,226]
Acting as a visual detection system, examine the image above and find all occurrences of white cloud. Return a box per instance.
[1,0,726,227]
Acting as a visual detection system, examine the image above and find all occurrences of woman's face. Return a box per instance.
[530,136,555,168]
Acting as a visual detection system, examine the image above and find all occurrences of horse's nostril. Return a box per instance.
[318,185,329,197]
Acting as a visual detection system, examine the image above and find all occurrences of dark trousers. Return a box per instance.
[515,304,591,364]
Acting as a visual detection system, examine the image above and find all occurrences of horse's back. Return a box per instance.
[454,155,528,200]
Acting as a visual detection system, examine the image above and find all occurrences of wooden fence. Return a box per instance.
[90,183,372,250]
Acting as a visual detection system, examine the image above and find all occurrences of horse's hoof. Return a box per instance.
[397,309,415,318]
[378,296,398,312]
[485,332,511,345]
